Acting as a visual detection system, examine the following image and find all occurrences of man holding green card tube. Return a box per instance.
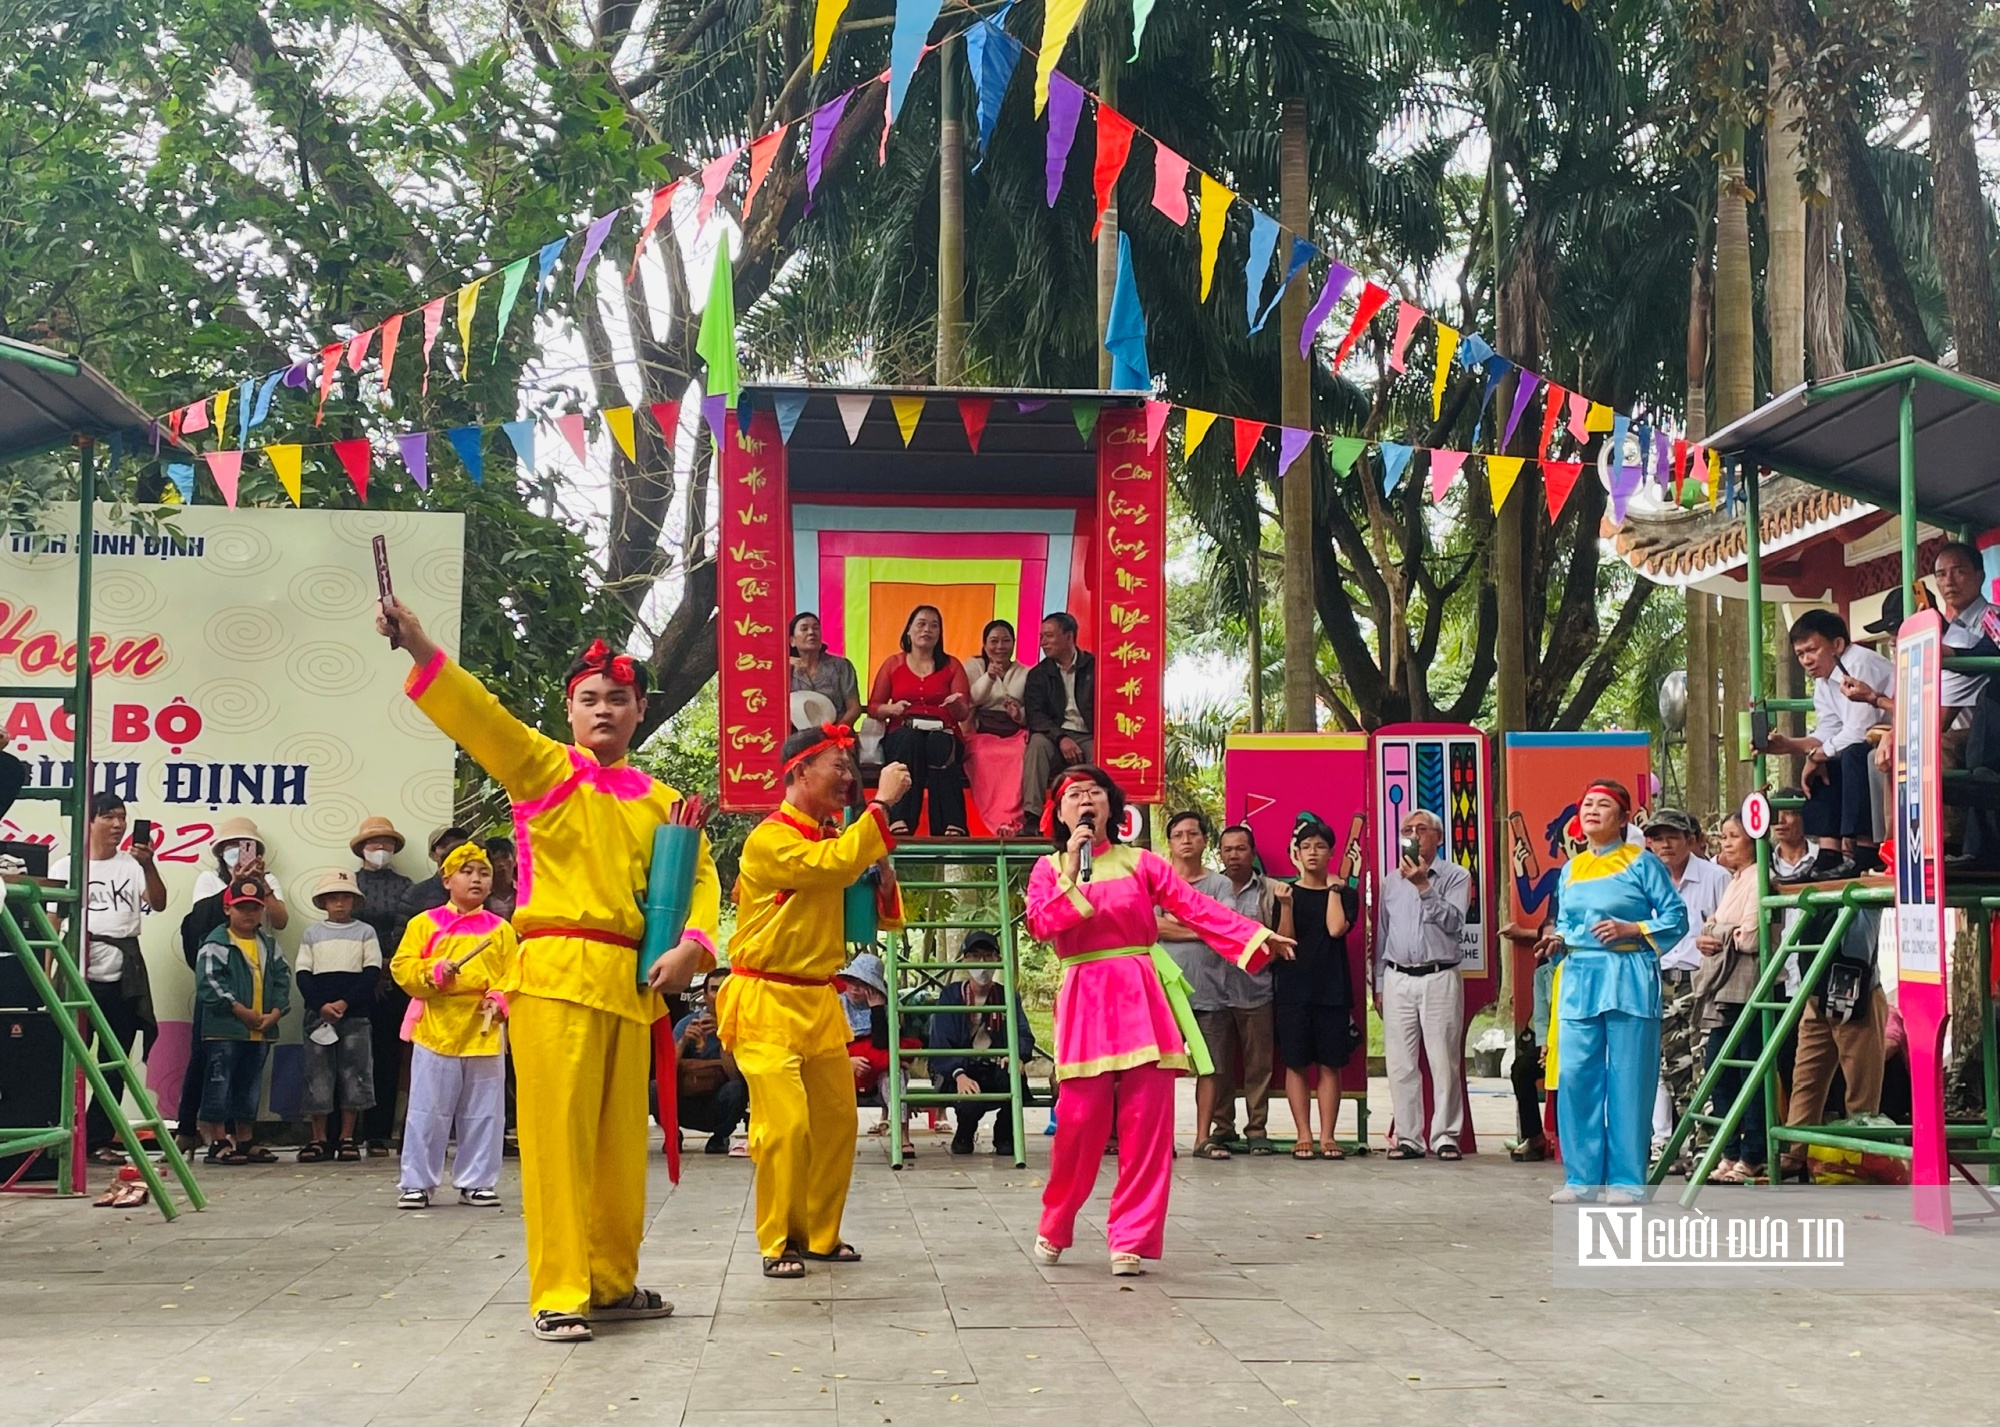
[375,597,719,1346]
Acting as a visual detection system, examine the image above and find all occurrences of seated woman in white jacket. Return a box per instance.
[962,619,1031,837]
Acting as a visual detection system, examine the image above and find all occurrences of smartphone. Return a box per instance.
[131,818,153,850]
[1400,832,1423,867]
[373,534,402,649]
[1749,708,1772,754]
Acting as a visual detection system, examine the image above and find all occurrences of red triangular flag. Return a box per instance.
[379,312,404,394]
[332,438,372,503]
[1537,382,1566,461]
[1331,282,1392,371]
[1671,436,1690,500]
[650,400,681,441]
[345,327,375,373]
[1541,459,1582,523]
[631,182,681,280]
[167,405,186,441]
[1233,418,1266,475]
[742,132,786,225]
[1428,450,1467,503]
[1091,105,1138,240]
[956,396,992,453]
[1144,400,1170,451]
[557,412,589,463]
[202,450,243,507]
[314,344,342,426]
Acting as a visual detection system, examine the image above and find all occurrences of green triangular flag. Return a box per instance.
[696,248,740,404]
[492,256,531,360]
[1325,435,1367,476]
[1129,0,1158,58]
[1071,398,1102,444]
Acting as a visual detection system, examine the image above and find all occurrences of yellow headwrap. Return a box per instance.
[439,841,490,879]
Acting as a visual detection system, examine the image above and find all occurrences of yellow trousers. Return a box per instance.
[736,1038,857,1260]
[510,995,652,1315]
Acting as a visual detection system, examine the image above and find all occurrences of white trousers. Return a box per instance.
[400,1045,505,1193]
[1382,966,1465,1150]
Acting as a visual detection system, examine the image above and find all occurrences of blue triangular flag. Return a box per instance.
[1457,332,1495,369]
[1244,209,1280,333]
[1379,442,1414,495]
[249,369,285,430]
[500,418,537,468]
[1104,233,1151,391]
[1609,411,1630,471]
[235,378,254,446]
[1471,355,1513,447]
[165,461,195,503]
[773,390,809,444]
[446,425,484,483]
[889,0,946,123]
[965,12,1020,166]
[535,237,567,308]
[1252,236,1317,335]
[1634,420,1653,480]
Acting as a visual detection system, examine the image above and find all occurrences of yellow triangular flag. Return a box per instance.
[812,0,850,69]
[213,389,231,439]
[1183,408,1218,456]
[1486,454,1525,512]
[1035,0,1088,114]
[891,395,924,446]
[1707,449,1721,508]
[604,406,637,461]
[1197,175,1232,301]
[265,444,303,506]
[457,278,485,376]
[1431,324,1460,419]
[1585,401,1614,432]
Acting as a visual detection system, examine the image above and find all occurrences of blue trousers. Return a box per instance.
[1556,1011,1660,1192]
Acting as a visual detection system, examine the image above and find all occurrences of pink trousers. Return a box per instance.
[1038,1062,1176,1259]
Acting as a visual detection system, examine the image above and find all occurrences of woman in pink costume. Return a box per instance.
[1027,767,1292,1275]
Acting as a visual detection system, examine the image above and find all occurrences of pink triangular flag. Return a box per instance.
[345,327,375,373]
[331,437,372,503]
[557,412,589,464]
[202,450,243,507]
[1144,400,1171,451]
[378,312,404,394]
[1233,418,1266,475]
[1427,450,1467,502]
[697,145,745,226]
[314,344,341,426]
[1331,282,1391,370]
[742,132,785,225]
[181,399,209,435]
[420,296,446,394]
[1387,302,1425,373]
[836,392,871,443]
[1150,142,1190,225]
[1567,390,1589,442]
[957,396,991,453]
[631,182,681,280]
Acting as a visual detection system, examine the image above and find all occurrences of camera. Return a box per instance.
[1400,832,1423,867]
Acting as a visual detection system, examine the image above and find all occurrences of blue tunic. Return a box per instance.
[1552,843,1688,1020]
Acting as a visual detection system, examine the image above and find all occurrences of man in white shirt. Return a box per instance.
[1641,808,1732,1160]
[51,792,167,1163]
[1765,610,1893,877]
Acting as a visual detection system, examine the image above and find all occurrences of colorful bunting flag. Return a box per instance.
[604,406,638,462]
[1151,142,1190,224]
[1388,301,1425,372]
[314,344,341,426]
[344,328,374,373]
[379,312,403,394]
[1502,371,1541,451]
[966,18,1020,166]
[1609,413,1630,477]
[265,444,302,505]
[1253,238,1316,334]
[1105,233,1150,390]
[396,431,430,490]
[701,393,730,446]
[492,258,530,357]
[697,244,740,404]
[1183,408,1218,456]
[1196,174,1232,300]
[1277,425,1312,477]
[1379,441,1414,496]
[1706,447,1721,508]
[807,93,852,198]
[447,425,484,483]
[742,131,786,224]
[1071,398,1102,443]
[332,438,372,503]
[1470,355,1512,446]
[1427,450,1466,503]
[836,393,872,443]
[420,296,445,394]
[1325,435,1367,476]
[651,400,682,443]
[1542,458,1582,523]
[214,388,233,441]
[1300,263,1355,358]
[500,419,537,469]
[1585,401,1614,433]
[203,450,243,507]
[556,412,590,464]
[164,461,195,503]
[1130,0,1159,56]
[812,0,850,69]
[889,0,944,123]
[631,186,678,280]
[773,391,809,445]
[1332,282,1390,370]
[1538,383,1566,461]
[1567,390,1589,442]
[535,237,566,309]
[697,148,743,226]
[574,211,620,294]
[1242,210,1279,332]
[1035,0,1087,115]
[249,370,285,430]
[456,278,484,375]
[1431,324,1459,419]
[1233,418,1265,474]
[890,395,925,445]
[1045,73,1085,206]
[1144,400,1171,451]
[1486,454,1525,512]
[957,396,992,451]
[1457,332,1495,370]
[1092,105,1138,238]
[1671,436,1689,500]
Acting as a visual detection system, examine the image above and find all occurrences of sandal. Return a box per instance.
[239,1145,279,1163]
[796,1242,862,1263]
[93,1180,146,1208]
[1109,1252,1144,1277]
[334,1139,361,1162]
[1247,1138,1276,1156]
[1435,1144,1462,1162]
[591,1287,674,1320]
[762,1252,806,1279]
[532,1310,593,1342]
[1195,1138,1233,1160]
[202,1141,232,1165]
[1319,1141,1347,1161]
[1292,1141,1319,1160]
[1031,1237,1062,1266]
[1508,1139,1548,1162]
[296,1141,331,1163]
[88,1146,128,1166]
[1384,1144,1425,1161]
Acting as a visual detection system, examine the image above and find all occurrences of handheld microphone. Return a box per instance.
[1077,813,1095,883]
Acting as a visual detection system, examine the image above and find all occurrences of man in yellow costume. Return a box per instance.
[375,598,718,1344]
[720,724,909,1278]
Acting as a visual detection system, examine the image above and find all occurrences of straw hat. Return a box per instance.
[349,816,407,856]
[313,869,363,908]
[211,816,265,852]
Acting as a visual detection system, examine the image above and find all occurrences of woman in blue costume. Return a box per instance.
[1550,780,1688,1203]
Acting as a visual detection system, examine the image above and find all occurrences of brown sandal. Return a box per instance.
[762,1252,806,1278]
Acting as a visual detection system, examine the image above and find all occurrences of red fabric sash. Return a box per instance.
[730,966,838,988]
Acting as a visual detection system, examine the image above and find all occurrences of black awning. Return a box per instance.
[0,336,165,464]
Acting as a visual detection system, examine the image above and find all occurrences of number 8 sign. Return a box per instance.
[1741,791,1772,840]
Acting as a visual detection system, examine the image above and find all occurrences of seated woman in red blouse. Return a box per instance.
[867,605,972,836]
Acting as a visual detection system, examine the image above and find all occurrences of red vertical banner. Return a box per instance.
[716,408,789,811]
[1093,408,1166,804]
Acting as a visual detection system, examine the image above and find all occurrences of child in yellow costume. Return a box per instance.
[376,599,718,1344]
[720,724,911,1278]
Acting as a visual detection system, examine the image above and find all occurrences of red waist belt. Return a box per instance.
[731,966,836,988]
[518,926,640,949]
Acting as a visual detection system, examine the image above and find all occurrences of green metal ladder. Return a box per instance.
[881,841,1042,1169]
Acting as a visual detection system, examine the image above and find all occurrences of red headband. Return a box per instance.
[1039,771,1103,839]
[784,723,857,774]
[568,638,639,696]
[1581,782,1633,815]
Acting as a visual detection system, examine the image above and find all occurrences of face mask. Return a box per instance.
[363,849,391,870]
[970,968,995,987]
[221,844,243,870]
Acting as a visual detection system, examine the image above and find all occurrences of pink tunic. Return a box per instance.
[1025,845,1273,1080]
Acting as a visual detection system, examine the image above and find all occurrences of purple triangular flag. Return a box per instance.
[1502,370,1541,451]
[573,210,620,295]
[1300,262,1355,359]
[701,391,729,446]
[1276,426,1312,477]
[395,431,430,490]
[1045,72,1086,207]
[807,90,854,202]
[1609,457,1642,525]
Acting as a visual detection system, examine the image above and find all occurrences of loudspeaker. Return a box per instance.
[0,1010,63,1181]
